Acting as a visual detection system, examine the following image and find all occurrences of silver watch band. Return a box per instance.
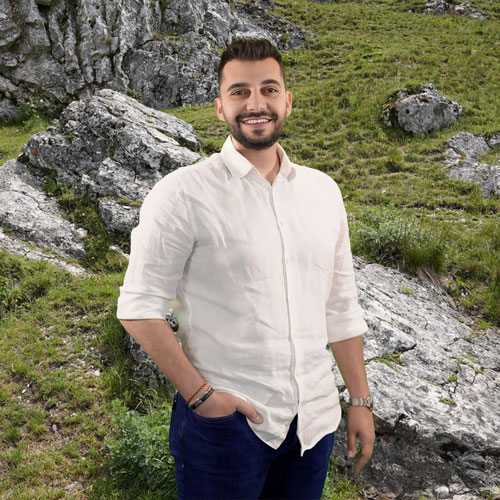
[350,395,374,411]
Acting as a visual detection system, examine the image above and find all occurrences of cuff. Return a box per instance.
[326,308,368,343]
[116,289,171,320]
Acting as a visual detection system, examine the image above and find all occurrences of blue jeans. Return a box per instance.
[169,392,335,500]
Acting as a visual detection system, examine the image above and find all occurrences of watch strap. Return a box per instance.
[350,395,374,411]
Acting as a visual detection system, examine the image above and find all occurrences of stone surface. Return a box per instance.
[331,257,500,500]
[98,198,139,235]
[0,0,312,119]
[0,228,86,275]
[381,83,463,136]
[424,1,488,20]
[444,132,500,197]
[0,89,202,261]
[22,89,201,203]
[0,159,87,259]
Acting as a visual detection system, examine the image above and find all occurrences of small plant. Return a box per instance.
[439,396,456,406]
[350,205,447,274]
[399,285,416,296]
[105,398,177,498]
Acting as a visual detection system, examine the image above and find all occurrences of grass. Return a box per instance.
[1,0,500,498]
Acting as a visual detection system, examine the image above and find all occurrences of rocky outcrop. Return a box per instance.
[0,0,311,121]
[332,258,500,500]
[0,89,202,260]
[445,132,500,197]
[381,83,463,136]
[22,89,201,202]
[424,1,488,20]
[0,158,87,259]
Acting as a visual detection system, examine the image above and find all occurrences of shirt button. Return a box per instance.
[280,220,284,225]
[285,258,289,264]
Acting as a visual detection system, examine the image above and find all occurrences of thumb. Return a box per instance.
[235,399,263,424]
[347,429,357,458]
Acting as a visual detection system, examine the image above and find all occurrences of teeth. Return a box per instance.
[245,119,270,124]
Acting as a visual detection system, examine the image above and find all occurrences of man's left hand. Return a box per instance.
[346,406,375,472]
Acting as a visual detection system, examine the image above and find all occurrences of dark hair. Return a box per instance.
[218,38,285,85]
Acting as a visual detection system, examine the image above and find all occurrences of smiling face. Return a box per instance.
[214,57,292,151]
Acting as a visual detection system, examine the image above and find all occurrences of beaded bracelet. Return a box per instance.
[189,386,214,410]
[187,382,208,406]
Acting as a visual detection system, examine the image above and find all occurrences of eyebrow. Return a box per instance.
[226,79,282,92]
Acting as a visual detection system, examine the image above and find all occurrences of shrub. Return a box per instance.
[350,205,446,274]
[105,398,177,498]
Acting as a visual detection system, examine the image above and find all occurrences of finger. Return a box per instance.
[235,399,263,424]
[353,440,374,473]
[347,430,357,458]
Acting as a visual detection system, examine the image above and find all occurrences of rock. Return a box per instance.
[22,89,201,203]
[0,89,202,262]
[0,228,87,275]
[448,163,500,197]
[424,1,488,19]
[122,33,220,110]
[0,0,312,119]
[446,132,490,162]
[381,83,463,136]
[98,198,139,235]
[444,132,500,197]
[331,257,500,499]
[0,159,87,259]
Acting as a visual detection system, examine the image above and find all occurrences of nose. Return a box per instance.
[246,91,267,113]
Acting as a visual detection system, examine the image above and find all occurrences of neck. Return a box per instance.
[231,136,281,183]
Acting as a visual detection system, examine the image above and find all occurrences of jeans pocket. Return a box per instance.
[191,410,240,424]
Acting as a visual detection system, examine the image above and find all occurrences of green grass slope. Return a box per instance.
[0,0,499,498]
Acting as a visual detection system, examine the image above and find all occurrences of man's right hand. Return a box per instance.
[194,391,263,424]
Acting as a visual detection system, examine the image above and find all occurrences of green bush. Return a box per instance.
[350,206,446,274]
[105,398,177,499]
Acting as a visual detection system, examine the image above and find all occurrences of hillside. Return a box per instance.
[0,0,499,499]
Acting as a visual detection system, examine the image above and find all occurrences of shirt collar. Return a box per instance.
[220,135,293,181]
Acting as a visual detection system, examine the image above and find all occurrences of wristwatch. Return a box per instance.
[349,395,374,412]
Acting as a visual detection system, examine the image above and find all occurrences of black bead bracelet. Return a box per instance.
[189,386,214,410]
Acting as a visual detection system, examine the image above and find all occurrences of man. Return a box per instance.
[117,38,374,500]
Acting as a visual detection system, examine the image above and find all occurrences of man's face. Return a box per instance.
[214,57,292,150]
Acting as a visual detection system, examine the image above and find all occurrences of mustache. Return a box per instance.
[237,112,277,122]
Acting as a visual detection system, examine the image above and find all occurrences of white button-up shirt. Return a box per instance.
[117,135,368,455]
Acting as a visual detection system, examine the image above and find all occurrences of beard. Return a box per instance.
[226,111,285,150]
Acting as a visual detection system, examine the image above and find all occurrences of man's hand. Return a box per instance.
[347,406,375,472]
[194,391,263,424]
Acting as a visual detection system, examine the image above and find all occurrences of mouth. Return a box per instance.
[240,117,273,128]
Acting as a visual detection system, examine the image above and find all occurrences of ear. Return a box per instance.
[285,91,292,117]
[214,97,225,122]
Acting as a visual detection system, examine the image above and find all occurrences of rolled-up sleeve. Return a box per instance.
[116,169,194,320]
[325,184,368,343]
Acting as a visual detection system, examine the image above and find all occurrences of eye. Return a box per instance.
[264,87,278,93]
[231,90,247,96]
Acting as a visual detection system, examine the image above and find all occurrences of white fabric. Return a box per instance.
[117,135,368,455]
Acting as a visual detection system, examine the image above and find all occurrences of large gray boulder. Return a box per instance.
[0,0,311,120]
[445,132,500,197]
[22,88,201,204]
[0,89,202,260]
[381,83,463,136]
[331,257,500,500]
